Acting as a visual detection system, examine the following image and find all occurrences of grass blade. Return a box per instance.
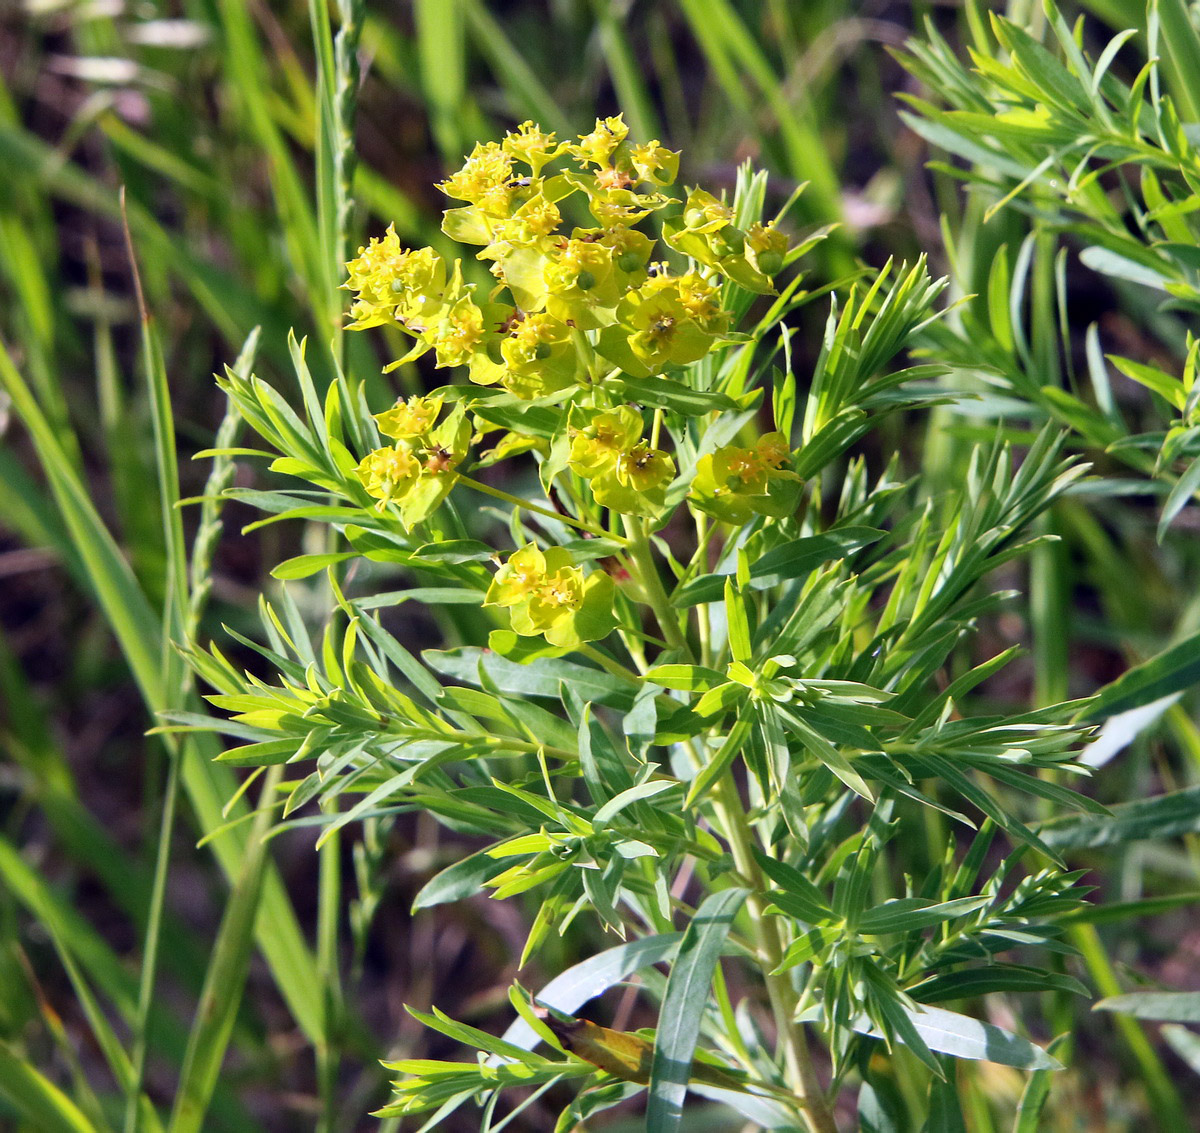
[213,0,332,330]
[0,1044,97,1133]
[0,341,324,1044]
[415,0,470,166]
[676,0,846,250]
[169,769,282,1133]
[592,0,660,141]
[459,0,572,138]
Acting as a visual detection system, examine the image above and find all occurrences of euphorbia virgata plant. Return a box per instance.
[185,116,1096,1132]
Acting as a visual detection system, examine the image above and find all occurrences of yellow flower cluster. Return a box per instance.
[567,406,674,517]
[483,543,616,648]
[355,395,470,529]
[689,432,802,524]
[342,115,786,403]
[341,120,806,643]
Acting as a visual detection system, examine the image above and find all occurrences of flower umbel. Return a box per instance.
[569,407,675,516]
[355,402,471,529]
[689,432,802,524]
[485,544,616,648]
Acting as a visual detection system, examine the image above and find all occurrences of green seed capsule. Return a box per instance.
[616,250,641,273]
[534,341,552,360]
[756,250,784,276]
[684,207,707,228]
[576,269,596,291]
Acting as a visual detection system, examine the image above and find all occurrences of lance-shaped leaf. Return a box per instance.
[1095,992,1200,1022]
[1083,628,1200,721]
[852,1003,1061,1071]
[647,887,749,1132]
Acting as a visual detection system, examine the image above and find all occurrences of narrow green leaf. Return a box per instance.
[0,1044,97,1133]
[644,664,728,692]
[412,849,511,912]
[1108,355,1185,409]
[1084,630,1200,720]
[578,705,633,804]
[353,587,482,610]
[1158,455,1200,541]
[673,528,883,606]
[752,850,831,920]
[784,709,874,802]
[684,713,752,807]
[693,682,745,719]
[593,781,678,830]
[271,552,359,579]
[857,896,989,935]
[1079,247,1168,291]
[853,1005,1061,1070]
[1095,992,1200,1022]
[912,967,1089,1003]
[723,579,752,663]
[425,648,635,709]
[646,888,748,1131]
[1062,892,1200,925]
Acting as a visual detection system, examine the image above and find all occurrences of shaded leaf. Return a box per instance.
[853,1005,1061,1070]
[502,934,683,1052]
[1083,629,1200,720]
[1038,785,1200,849]
[647,888,748,1131]
[1095,992,1200,1022]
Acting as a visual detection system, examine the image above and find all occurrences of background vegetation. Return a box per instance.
[3,0,1200,1129]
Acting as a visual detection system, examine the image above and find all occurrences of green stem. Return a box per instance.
[623,515,688,655]
[316,804,343,1133]
[570,326,599,385]
[709,773,836,1133]
[124,739,183,1133]
[578,642,642,685]
[439,728,578,763]
[619,515,832,1128]
[457,474,618,541]
[692,513,713,667]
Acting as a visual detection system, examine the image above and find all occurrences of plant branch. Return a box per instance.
[708,773,836,1133]
[623,515,689,656]
[458,474,619,541]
